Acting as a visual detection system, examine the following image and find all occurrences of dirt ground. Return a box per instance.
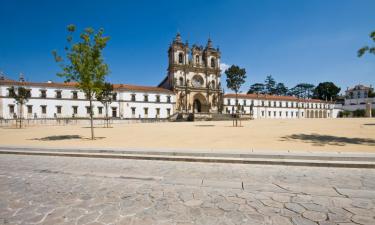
[0,118,375,153]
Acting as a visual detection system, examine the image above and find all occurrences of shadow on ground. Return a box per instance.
[31,135,83,141]
[280,133,375,146]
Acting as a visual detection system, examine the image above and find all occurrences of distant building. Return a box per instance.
[224,94,336,119]
[343,84,375,111]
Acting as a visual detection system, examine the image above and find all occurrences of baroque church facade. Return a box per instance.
[159,33,223,113]
[0,33,337,120]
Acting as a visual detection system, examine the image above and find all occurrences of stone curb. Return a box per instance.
[1,145,375,161]
[0,148,375,168]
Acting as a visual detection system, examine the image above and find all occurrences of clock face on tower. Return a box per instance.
[192,75,204,88]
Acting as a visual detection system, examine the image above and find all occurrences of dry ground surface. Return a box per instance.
[0,118,375,153]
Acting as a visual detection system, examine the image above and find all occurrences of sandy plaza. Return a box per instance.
[1,118,374,153]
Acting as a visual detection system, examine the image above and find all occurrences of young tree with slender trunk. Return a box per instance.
[8,86,30,128]
[97,82,114,128]
[53,25,110,140]
[225,65,246,127]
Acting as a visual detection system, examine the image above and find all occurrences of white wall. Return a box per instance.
[0,84,175,119]
[223,97,336,119]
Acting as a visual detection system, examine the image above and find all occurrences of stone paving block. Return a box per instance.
[336,188,375,199]
[351,215,375,225]
[302,210,327,222]
[291,216,318,225]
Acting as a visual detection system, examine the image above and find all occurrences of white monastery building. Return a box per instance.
[0,33,336,120]
[343,84,374,111]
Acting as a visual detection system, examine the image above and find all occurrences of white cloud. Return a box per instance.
[220,63,230,72]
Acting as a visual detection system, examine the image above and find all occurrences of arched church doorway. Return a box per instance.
[194,99,202,113]
[193,93,208,113]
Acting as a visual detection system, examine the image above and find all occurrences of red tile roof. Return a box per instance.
[0,80,173,94]
[224,93,328,103]
[113,84,174,94]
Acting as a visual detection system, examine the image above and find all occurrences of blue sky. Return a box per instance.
[0,0,374,93]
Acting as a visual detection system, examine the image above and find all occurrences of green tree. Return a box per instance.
[358,31,375,57]
[53,24,110,140]
[96,82,114,128]
[225,65,247,127]
[291,83,315,98]
[264,75,276,94]
[8,86,31,128]
[313,82,341,101]
[274,83,288,96]
[247,83,265,94]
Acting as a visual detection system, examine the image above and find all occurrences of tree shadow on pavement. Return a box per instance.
[280,133,375,146]
[31,135,83,141]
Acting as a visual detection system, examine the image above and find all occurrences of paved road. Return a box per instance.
[0,155,375,225]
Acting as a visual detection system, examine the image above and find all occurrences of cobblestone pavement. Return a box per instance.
[0,155,375,225]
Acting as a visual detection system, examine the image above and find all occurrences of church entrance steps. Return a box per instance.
[168,112,251,122]
[1,146,375,168]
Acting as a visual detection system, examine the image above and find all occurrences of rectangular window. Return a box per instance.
[72,91,78,99]
[86,106,91,114]
[167,96,171,103]
[268,111,271,117]
[279,111,282,117]
[144,107,148,115]
[274,111,276,117]
[227,99,230,105]
[112,93,117,101]
[274,101,276,107]
[72,106,78,114]
[156,95,160,103]
[291,112,294,117]
[243,100,246,106]
[41,105,47,114]
[167,108,171,116]
[112,107,117,117]
[40,90,47,98]
[144,95,148,102]
[56,91,62,99]
[98,107,103,114]
[262,101,264,106]
[56,106,62,114]
[261,111,264,117]
[156,108,160,116]
[131,107,136,115]
[9,105,15,114]
[131,94,136,102]
[286,111,289,117]
[27,105,33,114]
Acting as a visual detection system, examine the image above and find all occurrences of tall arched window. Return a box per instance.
[211,80,215,89]
[195,55,200,64]
[211,58,215,68]
[179,77,184,86]
[178,53,183,64]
